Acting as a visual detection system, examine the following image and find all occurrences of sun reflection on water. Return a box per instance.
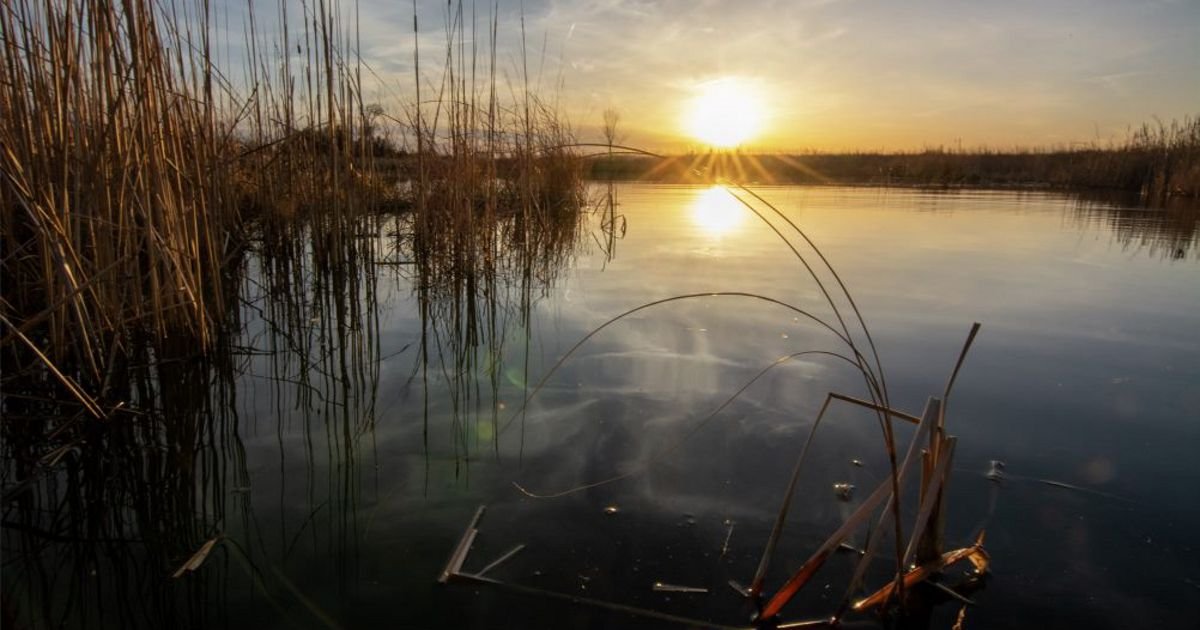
[690,186,745,236]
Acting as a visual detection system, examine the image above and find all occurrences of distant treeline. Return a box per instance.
[589,118,1200,200]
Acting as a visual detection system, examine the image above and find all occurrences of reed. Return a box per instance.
[1,0,586,428]
[0,0,376,415]
[589,115,1200,200]
[493,171,991,623]
[1,333,244,628]
[2,0,229,383]
[0,2,576,626]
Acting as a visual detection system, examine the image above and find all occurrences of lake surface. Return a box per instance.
[4,184,1198,629]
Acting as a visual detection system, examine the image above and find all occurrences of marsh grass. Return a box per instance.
[1,236,389,628]
[2,129,394,630]
[1,2,588,624]
[0,0,380,418]
[591,116,1200,199]
[1,0,586,429]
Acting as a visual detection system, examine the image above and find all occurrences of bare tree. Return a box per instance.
[602,108,622,151]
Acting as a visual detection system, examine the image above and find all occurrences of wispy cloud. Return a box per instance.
[214,0,1200,150]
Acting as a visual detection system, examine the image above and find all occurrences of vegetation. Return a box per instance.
[591,116,1200,199]
[0,0,585,422]
[0,1,593,624]
[0,2,1190,626]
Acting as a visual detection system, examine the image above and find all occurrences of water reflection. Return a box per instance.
[395,194,600,471]
[1069,192,1198,259]
[2,271,249,628]
[3,185,1198,629]
[690,186,746,236]
[1,210,392,628]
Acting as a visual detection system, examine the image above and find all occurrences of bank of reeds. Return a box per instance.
[0,0,373,412]
[592,116,1200,199]
[2,0,230,387]
[1,0,585,423]
[0,1,576,623]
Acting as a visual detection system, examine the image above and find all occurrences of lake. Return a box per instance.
[4,184,1198,629]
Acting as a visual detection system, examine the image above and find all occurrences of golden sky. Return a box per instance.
[229,0,1200,152]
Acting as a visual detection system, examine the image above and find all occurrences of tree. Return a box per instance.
[602,108,623,151]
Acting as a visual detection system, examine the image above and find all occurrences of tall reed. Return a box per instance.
[1,0,231,381]
[0,0,440,421]
[1,3,587,625]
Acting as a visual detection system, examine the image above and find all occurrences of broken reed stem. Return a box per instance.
[905,436,957,567]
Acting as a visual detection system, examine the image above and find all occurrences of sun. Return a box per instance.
[685,78,766,148]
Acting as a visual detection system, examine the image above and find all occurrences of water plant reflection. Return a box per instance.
[1069,192,1199,260]
[400,189,591,469]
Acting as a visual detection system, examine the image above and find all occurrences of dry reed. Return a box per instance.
[1,0,585,421]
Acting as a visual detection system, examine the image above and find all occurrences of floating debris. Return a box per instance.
[836,542,865,555]
[1035,478,1132,502]
[171,537,221,578]
[476,544,525,577]
[603,505,620,515]
[852,531,990,612]
[652,582,708,594]
[985,460,1006,481]
[832,483,856,501]
[720,520,735,557]
[928,580,977,605]
[438,506,486,584]
[850,459,864,468]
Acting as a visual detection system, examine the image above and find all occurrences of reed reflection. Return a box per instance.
[1,211,388,628]
[1069,192,1199,260]
[398,184,604,472]
[2,294,245,629]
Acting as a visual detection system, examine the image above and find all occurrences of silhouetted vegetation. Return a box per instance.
[591,117,1200,200]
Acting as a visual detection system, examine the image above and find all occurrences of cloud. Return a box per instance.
[206,0,1200,150]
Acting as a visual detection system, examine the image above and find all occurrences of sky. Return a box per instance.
[224,0,1200,152]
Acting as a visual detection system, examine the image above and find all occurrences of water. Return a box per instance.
[4,184,1198,629]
